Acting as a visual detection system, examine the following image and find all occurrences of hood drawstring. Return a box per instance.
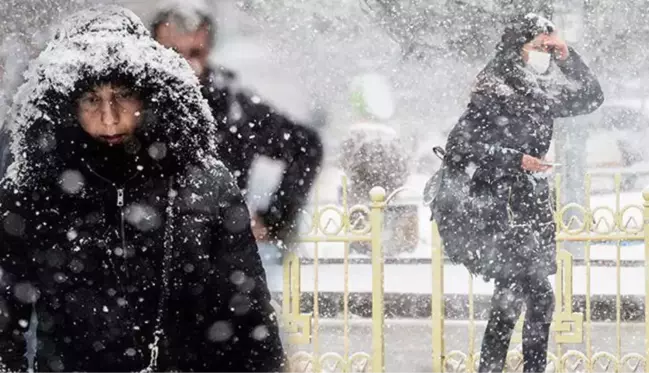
[141,176,176,373]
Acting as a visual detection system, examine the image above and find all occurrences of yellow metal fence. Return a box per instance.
[280,175,649,372]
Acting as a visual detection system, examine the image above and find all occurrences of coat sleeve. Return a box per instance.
[0,185,35,371]
[445,107,524,171]
[206,169,286,372]
[237,92,324,240]
[551,47,605,118]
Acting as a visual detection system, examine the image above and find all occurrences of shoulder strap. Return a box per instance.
[432,146,446,161]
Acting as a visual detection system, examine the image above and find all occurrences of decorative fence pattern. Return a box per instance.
[280,174,649,372]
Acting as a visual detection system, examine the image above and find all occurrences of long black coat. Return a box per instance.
[0,7,284,372]
[435,46,604,280]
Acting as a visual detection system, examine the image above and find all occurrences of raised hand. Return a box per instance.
[545,33,570,61]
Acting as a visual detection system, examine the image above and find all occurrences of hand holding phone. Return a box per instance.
[522,155,560,172]
[522,155,550,172]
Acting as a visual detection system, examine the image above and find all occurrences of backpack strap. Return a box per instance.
[432,146,446,161]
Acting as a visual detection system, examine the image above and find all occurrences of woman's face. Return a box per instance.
[521,32,553,63]
[77,84,143,145]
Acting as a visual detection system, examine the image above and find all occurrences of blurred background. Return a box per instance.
[3,0,649,196]
[4,2,649,362]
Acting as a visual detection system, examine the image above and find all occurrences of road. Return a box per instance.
[284,319,647,372]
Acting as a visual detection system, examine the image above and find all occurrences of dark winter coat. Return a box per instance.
[0,7,284,372]
[201,67,324,244]
[434,30,604,280]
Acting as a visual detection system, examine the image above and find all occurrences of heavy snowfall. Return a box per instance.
[2,0,649,372]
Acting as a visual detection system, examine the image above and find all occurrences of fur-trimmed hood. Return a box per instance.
[7,5,219,185]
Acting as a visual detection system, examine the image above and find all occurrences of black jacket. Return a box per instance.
[436,45,604,280]
[202,67,324,243]
[446,47,603,174]
[0,6,284,372]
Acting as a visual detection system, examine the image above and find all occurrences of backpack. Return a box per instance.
[422,146,448,219]
[422,146,485,276]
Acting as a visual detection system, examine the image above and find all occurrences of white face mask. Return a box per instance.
[526,50,551,74]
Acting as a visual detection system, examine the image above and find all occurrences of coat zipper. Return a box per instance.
[85,164,139,254]
[84,163,143,351]
[81,164,175,369]
[117,188,126,261]
[117,188,125,206]
[84,165,141,282]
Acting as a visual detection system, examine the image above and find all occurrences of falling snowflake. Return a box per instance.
[206,321,233,342]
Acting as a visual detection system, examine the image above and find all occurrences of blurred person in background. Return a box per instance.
[149,0,324,289]
[431,13,603,373]
[339,72,414,255]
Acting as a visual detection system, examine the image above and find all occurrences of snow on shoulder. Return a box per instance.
[7,5,220,186]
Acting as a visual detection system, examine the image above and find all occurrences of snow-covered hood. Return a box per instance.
[7,6,217,185]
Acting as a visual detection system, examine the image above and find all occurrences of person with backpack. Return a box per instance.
[150,1,324,247]
[148,2,324,301]
[430,13,603,373]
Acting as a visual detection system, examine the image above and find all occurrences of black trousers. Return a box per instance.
[478,273,555,373]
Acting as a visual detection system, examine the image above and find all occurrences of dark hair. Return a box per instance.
[72,70,146,99]
[150,10,215,46]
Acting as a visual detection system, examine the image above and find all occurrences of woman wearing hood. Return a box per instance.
[0,6,284,372]
[432,14,603,373]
